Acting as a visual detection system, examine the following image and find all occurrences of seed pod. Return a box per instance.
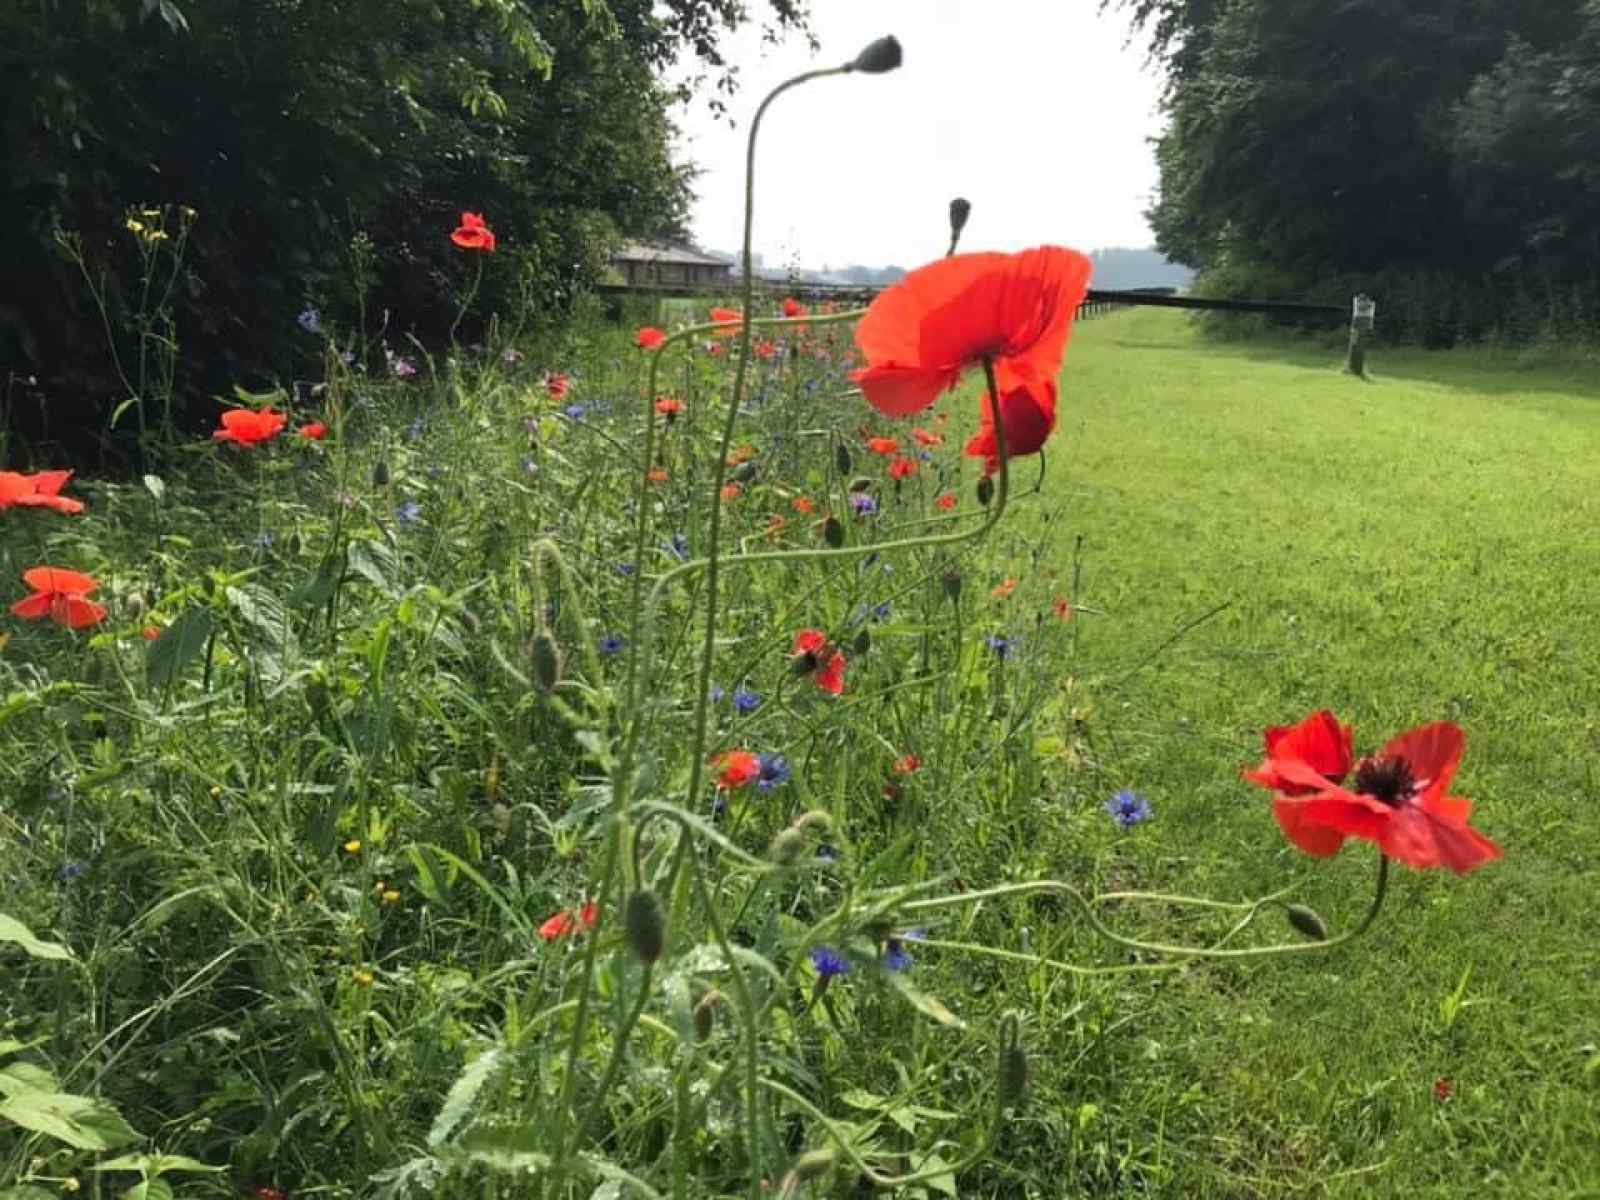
[769,827,807,866]
[999,1039,1029,1107]
[823,516,844,548]
[371,458,389,487]
[693,990,722,1041]
[848,34,902,73]
[948,197,972,245]
[732,460,758,484]
[1285,904,1329,941]
[624,888,666,964]
[125,592,147,620]
[976,476,994,506]
[835,443,853,476]
[852,629,871,656]
[531,631,562,692]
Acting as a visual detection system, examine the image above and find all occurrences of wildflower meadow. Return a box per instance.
[6,26,1590,1200]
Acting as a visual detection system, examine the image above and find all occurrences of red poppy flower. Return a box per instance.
[637,327,667,350]
[547,373,571,400]
[754,339,778,360]
[887,456,918,480]
[706,340,726,358]
[726,444,755,466]
[213,408,288,446]
[911,427,944,448]
[792,496,816,515]
[1053,596,1073,621]
[712,749,761,790]
[720,483,742,502]
[893,754,922,775]
[450,211,496,252]
[851,246,1092,419]
[655,396,684,419]
[141,625,162,641]
[991,578,1018,600]
[792,629,846,695]
[11,567,108,629]
[964,376,1058,476]
[764,514,787,541]
[539,900,597,942]
[1434,1077,1453,1102]
[709,307,743,336]
[1244,713,1502,874]
[0,470,84,515]
[935,492,957,511]
[297,421,328,441]
[782,297,808,319]
[647,466,668,483]
[865,436,900,456]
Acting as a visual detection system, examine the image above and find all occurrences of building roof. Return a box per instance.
[613,241,732,268]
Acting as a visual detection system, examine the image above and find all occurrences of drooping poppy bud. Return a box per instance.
[998,1037,1029,1108]
[835,443,853,476]
[372,458,390,487]
[624,888,666,964]
[1284,904,1329,941]
[852,629,871,656]
[948,197,972,250]
[976,476,994,506]
[531,631,561,692]
[848,35,902,74]
[823,516,844,548]
[693,990,723,1041]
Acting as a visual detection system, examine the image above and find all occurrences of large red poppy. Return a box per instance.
[1244,712,1502,874]
[450,211,496,252]
[963,375,1057,476]
[850,246,1092,420]
[792,629,846,695]
[0,470,84,514]
[214,408,288,446]
[11,566,107,629]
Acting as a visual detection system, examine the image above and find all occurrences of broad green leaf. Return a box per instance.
[93,1154,224,1175]
[0,1062,60,1095]
[0,913,74,961]
[145,607,214,689]
[884,973,965,1029]
[428,1047,504,1149]
[0,1090,142,1150]
[348,538,401,597]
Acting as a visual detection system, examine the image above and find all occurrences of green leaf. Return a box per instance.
[884,973,965,1029]
[0,1090,142,1150]
[145,607,214,688]
[0,913,74,961]
[348,538,401,597]
[142,474,166,502]
[93,1153,224,1175]
[124,1180,174,1200]
[0,1062,60,1096]
[428,1047,504,1149]
[0,1186,59,1200]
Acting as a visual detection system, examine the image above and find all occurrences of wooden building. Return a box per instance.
[611,242,733,288]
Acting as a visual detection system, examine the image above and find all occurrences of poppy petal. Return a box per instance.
[1382,721,1465,798]
[1271,796,1350,856]
[55,595,108,629]
[26,470,73,497]
[10,592,53,620]
[23,567,98,595]
[852,363,961,417]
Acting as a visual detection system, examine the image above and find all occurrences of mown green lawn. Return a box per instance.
[1035,309,1600,1197]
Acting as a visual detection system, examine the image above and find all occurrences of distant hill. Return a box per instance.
[1088,247,1193,292]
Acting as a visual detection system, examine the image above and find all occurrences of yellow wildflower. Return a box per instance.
[343,839,362,854]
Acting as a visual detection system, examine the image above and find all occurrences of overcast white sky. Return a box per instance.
[671,1,1166,270]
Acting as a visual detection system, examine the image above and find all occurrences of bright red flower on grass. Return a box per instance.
[782,297,809,319]
[647,466,669,483]
[655,396,684,420]
[754,339,778,360]
[539,900,598,942]
[11,567,107,629]
[297,421,328,441]
[792,496,815,515]
[720,482,742,502]
[911,427,944,448]
[1053,596,1073,621]
[935,492,957,511]
[893,754,922,775]
[214,408,288,446]
[709,307,743,335]
[637,327,667,350]
[0,470,84,515]
[1434,1077,1454,1103]
[141,625,162,641]
[865,436,900,456]
[887,455,918,480]
[712,749,761,790]
[450,211,496,252]
[991,577,1018,600]
[546,373,571,401]
[791,628,846,696]
[1244,712,1502,874]
[851,246,1092,420]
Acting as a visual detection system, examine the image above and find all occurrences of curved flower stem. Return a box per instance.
[902,854,1390,960]
[448,256,484,346]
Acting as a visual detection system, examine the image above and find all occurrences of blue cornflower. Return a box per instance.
[56,862,86,883]
[564,403,588,422]
[709,685,727,704]
[1106,789,1154,830]
[732,688,762,714]
[850,493,878,516]
[903,928,928,942]
[297,306,322,335]
[986,634,1015,660]
[397,500,423,527]
[883,939,914,973]
[616,562,637,577]
[599,633,625,655]
[756,752,791,792]
[666,533,691,561]
[810,946,850,979]
[872,603,892,622]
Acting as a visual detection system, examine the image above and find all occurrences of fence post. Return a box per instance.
[1346,293,1376,377]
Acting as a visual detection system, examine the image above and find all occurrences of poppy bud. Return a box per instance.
[848,476,874,493]
[769,827,807,866]
[976,476,994,506]
[1284,903,1329,941]
[998,1038,1029,1108]
[623,888,666,964]
[847,35,902,74]
[372,458,389,487]
[823,516,844,548]
[126,592,146,619]
[732,461,758,484]
[942,570,962,601]
[852,629,871,656]
[949,197,972,245]
[835,443,853,476]
[693,990,723,1041]
[782,1149,837,1195]
[531,631,562,692]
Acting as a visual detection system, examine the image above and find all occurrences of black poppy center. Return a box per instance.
[1353,755,1416,807]
[794,651,819,675]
